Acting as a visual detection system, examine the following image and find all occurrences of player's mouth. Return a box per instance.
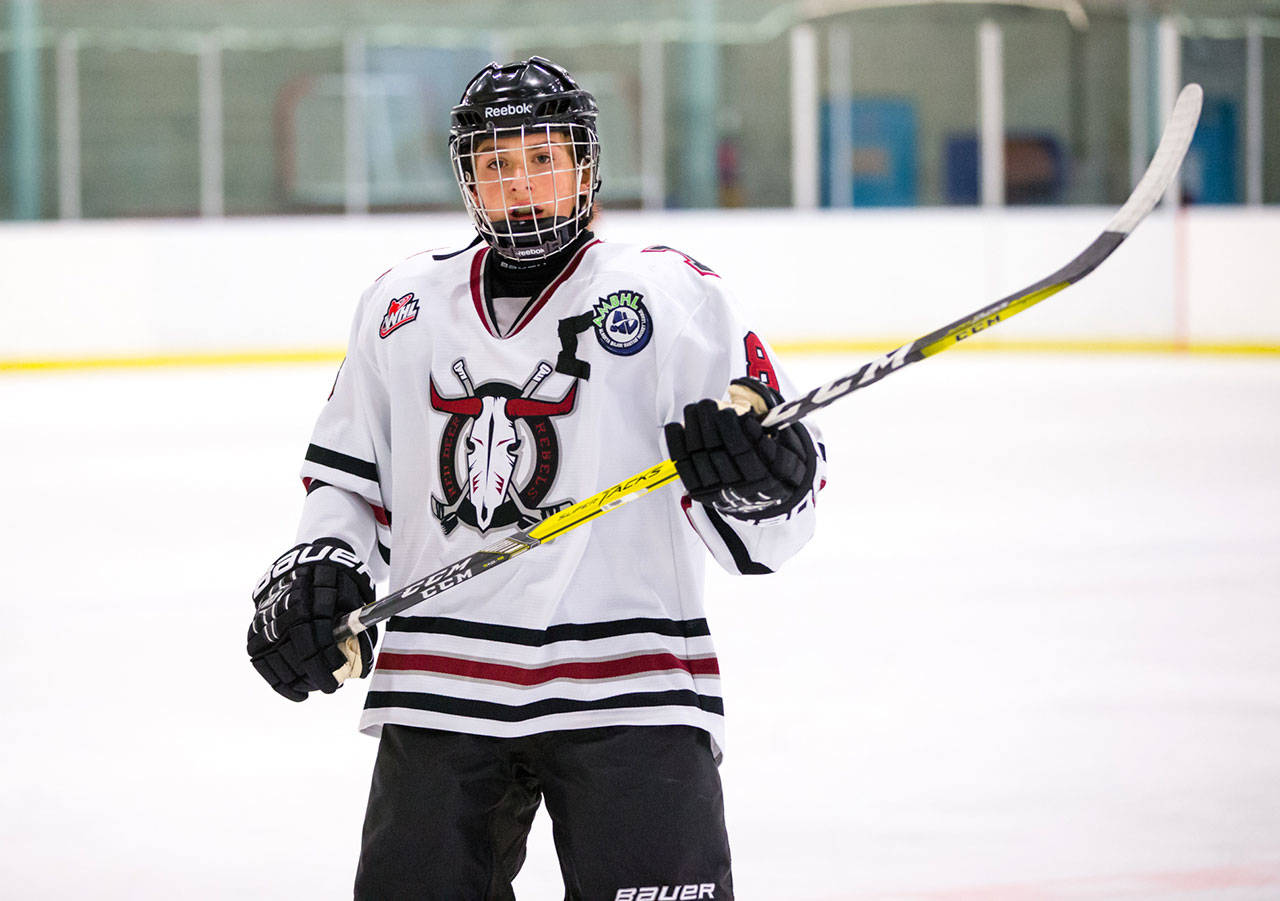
[508,205,541,221]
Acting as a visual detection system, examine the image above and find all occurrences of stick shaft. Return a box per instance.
[335,462,679,640]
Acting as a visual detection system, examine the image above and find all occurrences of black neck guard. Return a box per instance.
[485,229,595,299]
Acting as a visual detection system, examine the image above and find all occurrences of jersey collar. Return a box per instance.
[469,238,601,339]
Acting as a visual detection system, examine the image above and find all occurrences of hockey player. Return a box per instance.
[247,57,824,900]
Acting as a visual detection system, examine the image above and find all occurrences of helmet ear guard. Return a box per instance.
[449,57,601,262]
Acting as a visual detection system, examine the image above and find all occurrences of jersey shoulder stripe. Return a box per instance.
[639,244,721,278]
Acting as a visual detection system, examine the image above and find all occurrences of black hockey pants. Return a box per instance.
[354,723,733,900]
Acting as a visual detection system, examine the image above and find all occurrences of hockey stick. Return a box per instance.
[335,83,1202,643]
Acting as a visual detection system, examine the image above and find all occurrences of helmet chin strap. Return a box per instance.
[487,215,577,264]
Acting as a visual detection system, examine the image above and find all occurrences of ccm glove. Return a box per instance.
[664,376,818,522]
[247,539,377,702]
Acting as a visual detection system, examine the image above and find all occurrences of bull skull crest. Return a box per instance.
[429,359,577,535]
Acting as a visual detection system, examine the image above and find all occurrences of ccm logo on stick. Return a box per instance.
[615,885,716,901]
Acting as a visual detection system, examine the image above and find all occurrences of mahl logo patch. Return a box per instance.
[379,292,420,338]
[592,290,652,356]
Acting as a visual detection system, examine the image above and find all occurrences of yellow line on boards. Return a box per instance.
[0,348,346,373]
[2,340,1279,374]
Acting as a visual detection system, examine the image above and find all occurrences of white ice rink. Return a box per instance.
[2,351,1278,900]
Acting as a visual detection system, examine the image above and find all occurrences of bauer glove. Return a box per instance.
[247,539,377,702]
[664,376,818,522]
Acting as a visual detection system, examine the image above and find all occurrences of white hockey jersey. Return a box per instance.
[296,237,825,756]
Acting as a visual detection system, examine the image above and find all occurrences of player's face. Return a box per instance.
[469,129,588,224]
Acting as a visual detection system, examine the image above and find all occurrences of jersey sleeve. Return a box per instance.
[655,279,827,575]
[297,284,393,579]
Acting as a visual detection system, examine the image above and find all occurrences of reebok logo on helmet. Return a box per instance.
[485,102,534,118]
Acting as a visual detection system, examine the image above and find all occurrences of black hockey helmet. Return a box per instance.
[449,57,601,261]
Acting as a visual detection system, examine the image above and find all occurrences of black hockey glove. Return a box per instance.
[247,539,378,702]
[664,376,818,522]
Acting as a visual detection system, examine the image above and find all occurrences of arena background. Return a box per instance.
[2,2,1279,899]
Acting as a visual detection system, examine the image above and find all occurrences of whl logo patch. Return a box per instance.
[592,290,652,356]
[379,293,419,338]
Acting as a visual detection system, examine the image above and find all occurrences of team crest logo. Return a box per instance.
[429,359,577,535]
[379,292,419,338]
[592,290,652,356]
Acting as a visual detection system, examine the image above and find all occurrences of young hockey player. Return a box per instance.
[247,56,824,900]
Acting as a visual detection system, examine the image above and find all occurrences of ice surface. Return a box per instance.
[1,353,1278,899]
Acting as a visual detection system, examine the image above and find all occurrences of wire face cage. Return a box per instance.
[450,122,600,261]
